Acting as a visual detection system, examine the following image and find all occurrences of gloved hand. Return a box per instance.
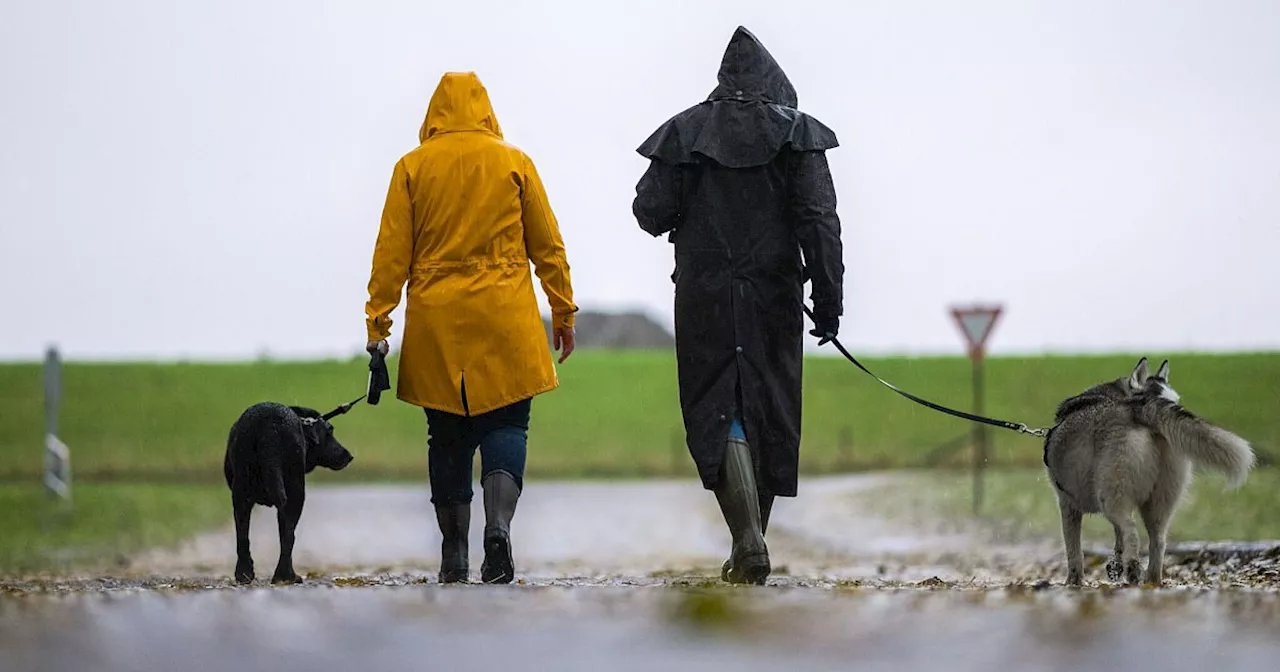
[809,312,839,346]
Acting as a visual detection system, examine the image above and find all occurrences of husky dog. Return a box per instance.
[1044,358,1255,587]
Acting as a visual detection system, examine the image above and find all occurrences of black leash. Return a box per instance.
[321,394,367,421]
[803,306,1049,438]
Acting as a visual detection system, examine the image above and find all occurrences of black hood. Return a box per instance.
[636,26,837,168]
[707,26,798,107]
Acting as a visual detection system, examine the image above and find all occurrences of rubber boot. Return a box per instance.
[723,493,776,580]
[480,470,520,584]
[714,439,770,585]
[435,504,470,584]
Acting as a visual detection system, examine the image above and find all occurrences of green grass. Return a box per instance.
[0,350,1277,482]
[0,484,228,574]
[869,468,1280,543]
[0,350,1275,574]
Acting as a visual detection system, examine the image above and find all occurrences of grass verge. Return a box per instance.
[0,484,227,575]
[0,350,1276,481]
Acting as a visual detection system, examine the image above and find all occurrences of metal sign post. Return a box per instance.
[43,346,71,506]
[950,305,1003,516]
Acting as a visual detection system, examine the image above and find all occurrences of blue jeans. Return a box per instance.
[425,398,531,506]
[728,416,746,441]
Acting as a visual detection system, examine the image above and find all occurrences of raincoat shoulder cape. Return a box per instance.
[636,27,839,169]
[366,72,577,416]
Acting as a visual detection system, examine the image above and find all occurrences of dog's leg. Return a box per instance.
[1058,499,1084,587]
[1105,522,1125,583]
[1101,497,1142,586]
[1140,449,1189,587]
[1140,502,1170,586]
[272,488,305,585]
[233,497,254,584]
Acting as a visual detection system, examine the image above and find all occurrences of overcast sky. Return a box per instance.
[2,0,1277,361]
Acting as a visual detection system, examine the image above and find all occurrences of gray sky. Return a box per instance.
[2,0,1278,361]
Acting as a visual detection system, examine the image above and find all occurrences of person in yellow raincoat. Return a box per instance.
[364,71,578,584]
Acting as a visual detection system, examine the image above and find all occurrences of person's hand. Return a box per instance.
[366,340,389,355]
[809,313,839,346]
[553,327,576,363]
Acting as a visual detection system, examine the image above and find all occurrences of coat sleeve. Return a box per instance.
[632,159,682,238]
[787,150,845,319]
[365,159,414,341]
[520,155,578,330]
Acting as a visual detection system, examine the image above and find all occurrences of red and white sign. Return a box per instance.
[950,305,1003,361]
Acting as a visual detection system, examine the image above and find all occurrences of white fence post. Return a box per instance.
[43,345,71,506]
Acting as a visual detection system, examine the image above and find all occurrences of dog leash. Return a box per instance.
[803,305,1049,438]
[321,394,367,421]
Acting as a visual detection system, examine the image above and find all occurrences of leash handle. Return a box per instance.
[802,305,1048,438]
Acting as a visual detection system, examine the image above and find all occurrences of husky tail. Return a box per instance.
[1137,400,1255,489]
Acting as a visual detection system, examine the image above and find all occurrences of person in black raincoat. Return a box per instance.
[632,26,845,584]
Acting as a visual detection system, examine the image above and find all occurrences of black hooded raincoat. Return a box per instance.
[632,27,845,498]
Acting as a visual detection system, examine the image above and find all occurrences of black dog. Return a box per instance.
[223,397,360,584]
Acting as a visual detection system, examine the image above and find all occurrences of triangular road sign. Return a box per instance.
[950,305,1003,358]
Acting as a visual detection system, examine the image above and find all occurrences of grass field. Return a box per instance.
[0,484,227,574]
[1,350,1277,483]
[865,468,1280,543]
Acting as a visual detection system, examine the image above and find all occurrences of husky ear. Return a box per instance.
[1156,359,1170,382]
[1129,357,1150,390]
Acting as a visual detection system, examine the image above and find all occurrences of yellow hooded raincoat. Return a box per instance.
[365,72,577,416]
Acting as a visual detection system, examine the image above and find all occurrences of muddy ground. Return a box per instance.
[3,475,1280,671]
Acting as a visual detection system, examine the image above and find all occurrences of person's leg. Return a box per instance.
[715,412,769,585]
[426,408,477,583]
[475,398,531,584]
[720,416,745,579]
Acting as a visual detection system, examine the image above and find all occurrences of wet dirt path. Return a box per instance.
[130,474,1059,585]
[4,475,1280,671]
[1,474,1060,588]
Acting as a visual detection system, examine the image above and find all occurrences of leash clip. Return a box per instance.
[1017,423,1049,438]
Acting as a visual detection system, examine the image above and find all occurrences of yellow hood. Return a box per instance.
[419,72,504,143]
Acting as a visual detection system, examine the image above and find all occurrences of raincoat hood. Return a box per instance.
[635,26,837,168]
[707,26,798,107]
[420,72,503,143]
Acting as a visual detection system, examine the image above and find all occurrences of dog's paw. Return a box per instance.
[271,570,302,585]
[235,563,255,585]
[1105,556,1124,583]
[1066,568,1084,587]
[1124,559,1143,586]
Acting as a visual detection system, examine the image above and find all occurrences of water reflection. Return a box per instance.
[4,584,1279,672]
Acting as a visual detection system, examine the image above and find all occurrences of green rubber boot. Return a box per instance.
[722,493,775,580]
[714,438,770,585]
